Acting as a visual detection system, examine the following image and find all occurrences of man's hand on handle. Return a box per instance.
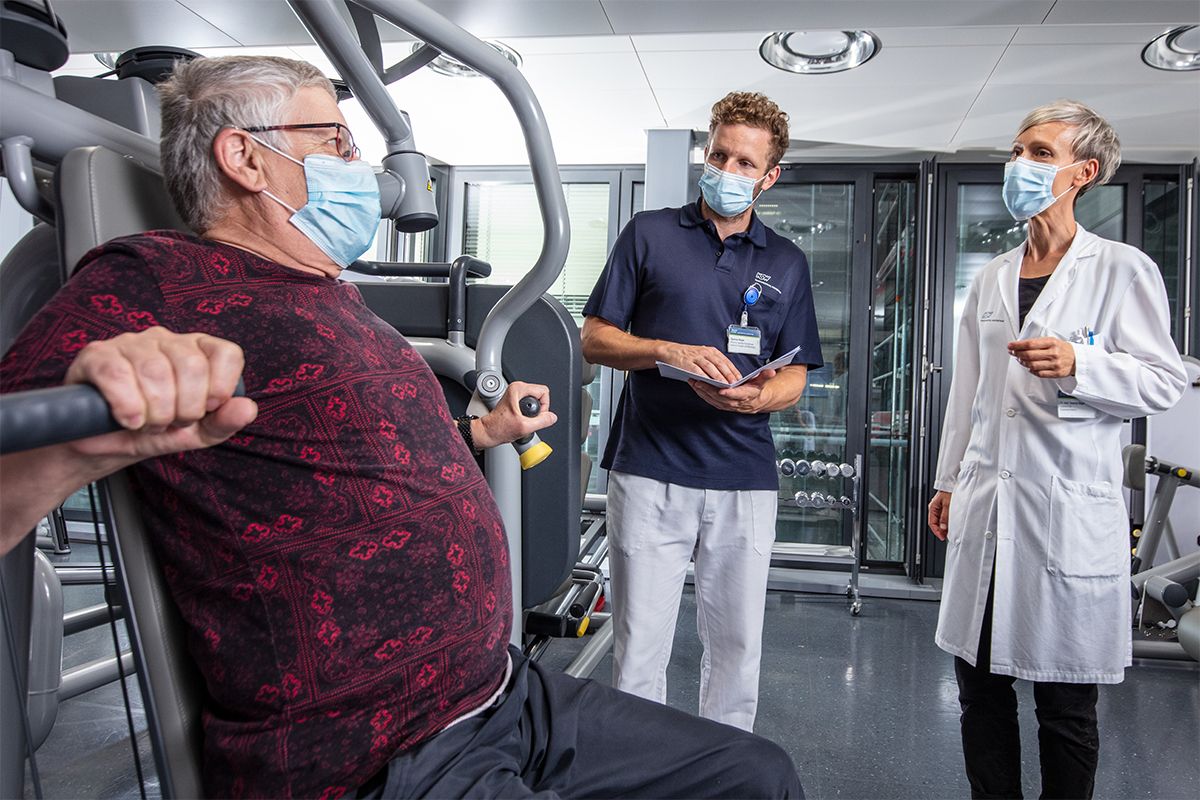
[63,327,257,464]
[474,381,557,449]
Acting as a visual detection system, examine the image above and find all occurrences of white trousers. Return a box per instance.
[606,470,777,731]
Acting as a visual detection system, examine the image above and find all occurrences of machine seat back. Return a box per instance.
[55,145,204,798]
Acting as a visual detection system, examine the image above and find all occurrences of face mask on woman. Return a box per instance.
[252,135,381,268]
[1002,156,1086,221]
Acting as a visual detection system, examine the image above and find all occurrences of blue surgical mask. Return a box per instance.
[253,135,381,267]
[699,163,767,217]
[1002,157,1085,221]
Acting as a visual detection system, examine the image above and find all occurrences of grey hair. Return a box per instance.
[158,56,334,233]
[1016,99,1122,196]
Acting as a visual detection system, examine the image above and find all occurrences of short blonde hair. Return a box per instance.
[1016,100,1121,196]
[709,92,790,169]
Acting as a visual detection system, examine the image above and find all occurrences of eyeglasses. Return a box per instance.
[242,122,360,162]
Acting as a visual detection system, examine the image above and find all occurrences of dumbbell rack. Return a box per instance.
[777,453,863,615]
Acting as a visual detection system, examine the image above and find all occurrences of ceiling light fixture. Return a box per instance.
[1142,25,1200,71]
[759,30,880,74]
[415,40,522,78]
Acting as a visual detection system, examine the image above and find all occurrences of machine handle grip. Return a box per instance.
[0,379,246,456]
[513,395,552,469]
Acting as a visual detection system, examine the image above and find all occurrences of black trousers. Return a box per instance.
[363,646,803,799]
[954,578,1099,800]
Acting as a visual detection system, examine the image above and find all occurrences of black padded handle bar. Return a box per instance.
[0,380,245,456]
[346,257,491,279]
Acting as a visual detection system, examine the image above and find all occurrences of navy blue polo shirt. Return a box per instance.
[584,199,823,491]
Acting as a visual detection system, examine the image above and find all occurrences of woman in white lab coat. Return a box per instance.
[927,100,1186,799]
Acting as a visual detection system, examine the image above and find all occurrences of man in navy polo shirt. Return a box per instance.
[582,92,822,731]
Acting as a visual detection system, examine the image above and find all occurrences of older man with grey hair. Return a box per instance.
[0,55,803,799]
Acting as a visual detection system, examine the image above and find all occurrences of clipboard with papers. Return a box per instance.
[655,345,802,388]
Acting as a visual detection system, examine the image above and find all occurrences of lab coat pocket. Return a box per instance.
[947,460,980,546]
[1047,476,1126,579]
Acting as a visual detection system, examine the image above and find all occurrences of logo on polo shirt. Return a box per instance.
[755,272,773,284]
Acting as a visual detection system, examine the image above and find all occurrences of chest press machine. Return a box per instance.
[0,1,606,796]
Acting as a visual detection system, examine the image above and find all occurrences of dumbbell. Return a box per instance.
[809,491,829,508]
[837,495,854,509]
[837,462,856,478]
[810,460,828,478]
[793,491,811,508]
[777,458,797,478]
[794,459,812,477]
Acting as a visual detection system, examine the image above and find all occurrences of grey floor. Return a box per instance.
[23,569,1200,799]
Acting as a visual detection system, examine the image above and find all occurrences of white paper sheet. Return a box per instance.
[655,345,802,388]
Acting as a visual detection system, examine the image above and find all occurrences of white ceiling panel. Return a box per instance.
[653,83,981,150]
[54,0,240,52]
[519,52,650,95]
[632,26,1015,52]
[176,1,314,46]
[954,83,1200,156]
[496,35,635,54]
[1011,23,1186,44]
[638,44,1005,90]
[990,43,1200,85]
[1045,0,1200,25]
[601,0,1054,34]
[391,0,613,38]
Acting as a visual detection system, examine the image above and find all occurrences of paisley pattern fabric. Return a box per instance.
[0,232,512,798]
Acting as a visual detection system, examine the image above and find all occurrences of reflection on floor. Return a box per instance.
[25,582,1200,799]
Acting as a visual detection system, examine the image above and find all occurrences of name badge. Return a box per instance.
[726,324,762,355]
[1057,390,1096,419]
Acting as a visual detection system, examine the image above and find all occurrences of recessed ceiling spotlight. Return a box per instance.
[1142,25,1200,71]
[414,40,522,78]
[759,30,880,74]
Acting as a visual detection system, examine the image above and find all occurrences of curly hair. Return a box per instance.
[709,92,790,168]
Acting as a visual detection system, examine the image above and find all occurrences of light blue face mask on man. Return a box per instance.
[1002,156,1085,221]
[698,163,767,217]
[252,135,381,268]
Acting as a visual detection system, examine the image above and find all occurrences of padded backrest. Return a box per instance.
[103,474,206,799]
[54,146,202,798]
[56,145,188,274]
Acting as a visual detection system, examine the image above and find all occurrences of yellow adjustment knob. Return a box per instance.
[1132,529,1142,538]
[576,617,590,637]
[1131,547,1137,556]
[519,441,553,470]
[1177,468,1188,478]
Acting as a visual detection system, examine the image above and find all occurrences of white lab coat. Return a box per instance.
[934,225,1187,684]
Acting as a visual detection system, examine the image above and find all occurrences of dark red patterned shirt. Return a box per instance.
[0,232,512,799]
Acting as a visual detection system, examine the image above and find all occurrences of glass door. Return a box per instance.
[867,180,919,563]
[756,167,920,569]
[757,180,855,551]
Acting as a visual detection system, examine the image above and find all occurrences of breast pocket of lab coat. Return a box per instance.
[1046,475,1127,579]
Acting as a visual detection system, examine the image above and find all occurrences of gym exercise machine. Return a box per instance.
[0,0,600,795]
[1124,444,1200,662]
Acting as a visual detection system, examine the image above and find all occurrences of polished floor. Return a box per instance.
[22,569,1200,799]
